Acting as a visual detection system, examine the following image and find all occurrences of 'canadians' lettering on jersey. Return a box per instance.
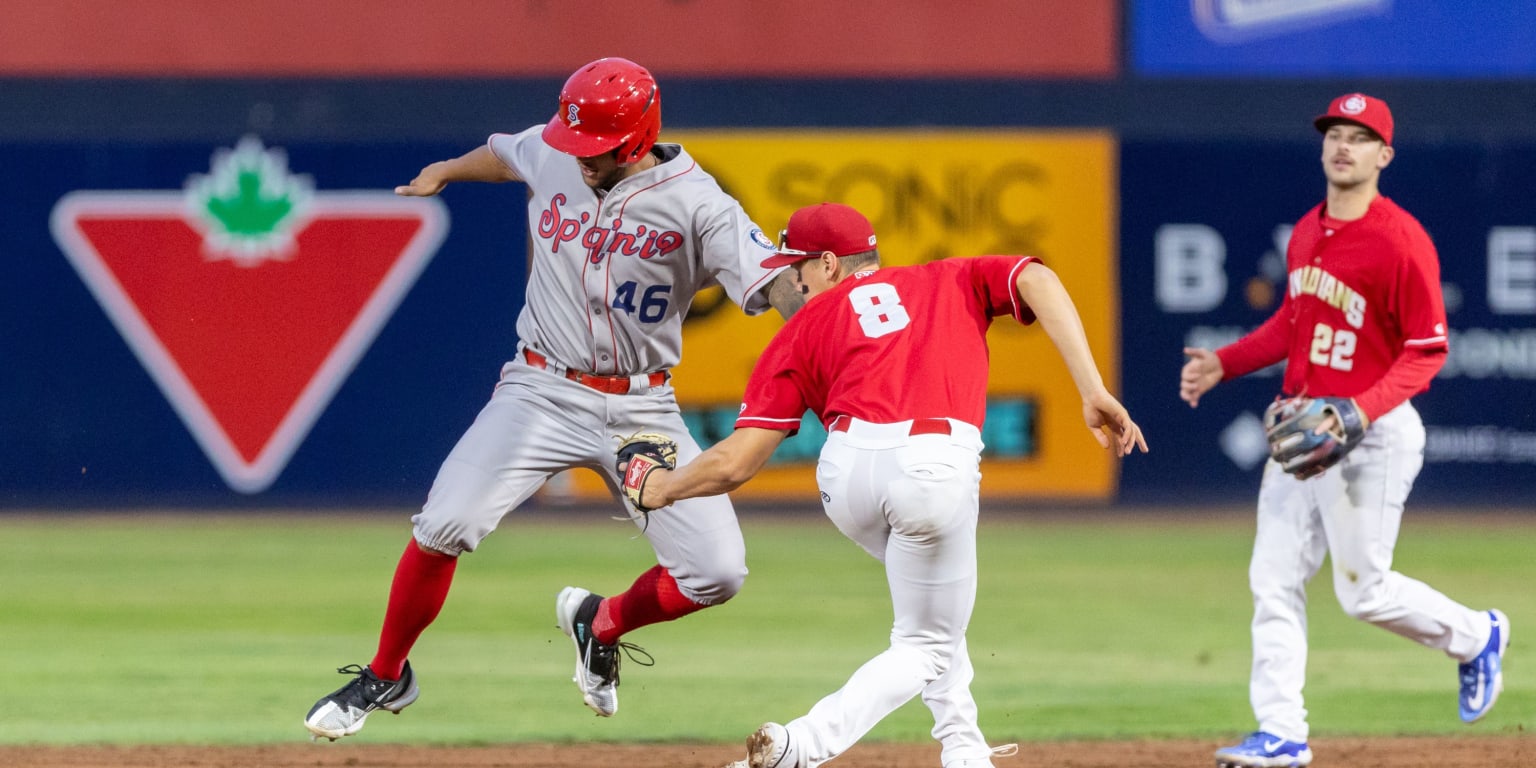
[538,194,683,263]
[1289,265,1366,329]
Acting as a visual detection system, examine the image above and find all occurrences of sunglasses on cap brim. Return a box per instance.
[774,229,820,258]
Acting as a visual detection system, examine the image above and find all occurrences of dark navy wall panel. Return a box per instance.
[1119,140,1536,505]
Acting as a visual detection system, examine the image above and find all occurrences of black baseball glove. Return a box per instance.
[616,432,678,514]
[1263,396,1368,479]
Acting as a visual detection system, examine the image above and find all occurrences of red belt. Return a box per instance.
[523,349,667,395]
[828,415,952,436]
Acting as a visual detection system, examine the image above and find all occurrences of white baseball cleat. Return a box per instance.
[555,585,653,717]
[303,662,419,741]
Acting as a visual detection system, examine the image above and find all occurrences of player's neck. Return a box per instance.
[1325,181,1378,221]
[624,152,661,178]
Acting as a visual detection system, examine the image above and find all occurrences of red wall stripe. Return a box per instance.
[0,0,1117,78]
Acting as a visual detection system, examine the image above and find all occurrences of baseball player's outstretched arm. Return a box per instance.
[395,145,521,196]
[640,427,787,508]
[1179,348,1224,408]
[1016,264,1148,457]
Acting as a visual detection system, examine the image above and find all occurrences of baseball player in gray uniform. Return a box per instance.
[303,57,800,740]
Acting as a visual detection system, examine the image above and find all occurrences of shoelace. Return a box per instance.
[584,638,655,683]
[606,642,655,683]
[332,664,395,705]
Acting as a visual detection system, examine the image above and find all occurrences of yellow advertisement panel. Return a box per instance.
[548,130,1120,501]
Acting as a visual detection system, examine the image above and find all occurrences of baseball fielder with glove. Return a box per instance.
[622,203,1146,768]
[1180,93,1509,768]
[303,57,802,741]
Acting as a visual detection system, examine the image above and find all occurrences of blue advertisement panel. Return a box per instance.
[2,140,526,507]
[1119,139,1536,504]
[1132,0,1536,77]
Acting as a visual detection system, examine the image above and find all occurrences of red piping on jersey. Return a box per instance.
[485,133,519,176]
[1005,257,1040,322]
[614,160,696,219]
[586,160,698,374]
[744,267,780,301]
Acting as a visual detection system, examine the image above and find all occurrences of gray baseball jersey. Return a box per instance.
[411,128,781,601]
[489,125,781,375]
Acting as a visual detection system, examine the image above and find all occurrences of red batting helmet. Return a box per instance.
[542,57,662,166]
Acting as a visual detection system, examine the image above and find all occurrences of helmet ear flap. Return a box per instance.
[614,87,660,166]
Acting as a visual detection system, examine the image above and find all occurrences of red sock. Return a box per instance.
[592,564,705,645]
[370,540,457,681]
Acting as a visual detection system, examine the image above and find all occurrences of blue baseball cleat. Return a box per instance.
[1213,731,1312,768]
[1459,609,1510,723]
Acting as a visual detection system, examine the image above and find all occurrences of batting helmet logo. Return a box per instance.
[542,57,662,166]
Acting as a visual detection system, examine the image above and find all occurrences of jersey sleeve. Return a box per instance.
[1217,309,1291,380]
[689,178,785,316]
[1354,346,1446,421]
[1393,223,1450,353]
[734,329,809,434]
[968,255,1043,324]
[486,125,546,181]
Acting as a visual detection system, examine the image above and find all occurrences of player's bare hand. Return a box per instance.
[1180,347,1224,408]
[1083,390,1149,457]
[394,162,451,197]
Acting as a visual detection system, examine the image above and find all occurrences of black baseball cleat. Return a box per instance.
[303,661,419,741]
[555,586,653,717]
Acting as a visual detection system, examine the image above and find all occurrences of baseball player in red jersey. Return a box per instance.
[302,57,802,740]
[1182,94,1510,768]
[619,203,1147,768]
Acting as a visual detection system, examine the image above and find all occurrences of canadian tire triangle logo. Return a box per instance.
[51,136,449,493]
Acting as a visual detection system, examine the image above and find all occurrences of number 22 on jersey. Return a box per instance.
[1309,322,1356,371]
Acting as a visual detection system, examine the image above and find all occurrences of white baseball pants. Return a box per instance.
[1247,401,1493,742]
[784,417,995,768]
[410,360,747,605]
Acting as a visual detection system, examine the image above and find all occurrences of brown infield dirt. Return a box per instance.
[1,736,1531,768]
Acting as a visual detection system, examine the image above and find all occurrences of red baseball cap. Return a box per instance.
[1314,92,1394,145]
[761,203,878,268]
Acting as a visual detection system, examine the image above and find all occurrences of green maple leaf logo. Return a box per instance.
[185,135,313,265]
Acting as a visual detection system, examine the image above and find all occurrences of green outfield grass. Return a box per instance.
[0,508,1529,745]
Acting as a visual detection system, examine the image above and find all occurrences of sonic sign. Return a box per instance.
[50,137,448,493]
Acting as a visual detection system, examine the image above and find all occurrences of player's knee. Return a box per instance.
[1335,580,1390,622]
[890,635,955,680]
[677,563,747,605]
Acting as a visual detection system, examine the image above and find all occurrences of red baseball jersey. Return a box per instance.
[1219,195,1448,402]
[734,256,1039,433]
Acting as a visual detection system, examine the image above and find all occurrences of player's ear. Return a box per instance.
[821,251,840,280]
[1376,144,1394,170]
